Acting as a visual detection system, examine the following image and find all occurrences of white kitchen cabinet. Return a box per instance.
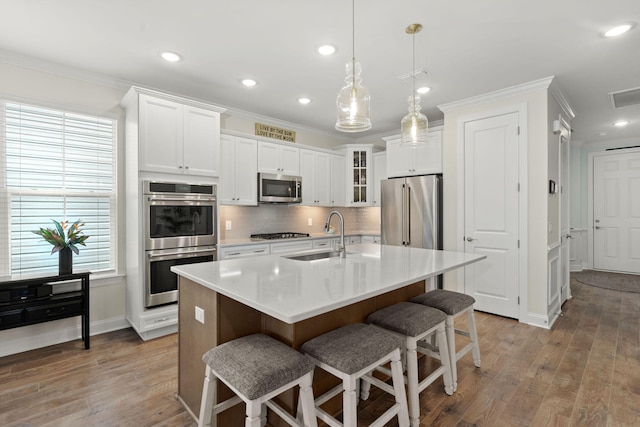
[258,141,299,176]
[300,149,331,206]
[270,240,313,255]
[361,235,381,243]
[219,243,270,260]
[346,236,361,245]
[343,145,372,206]
[372,152,387,206]
[330,154,346,206]
[313,238,339,250]
[385,129,442,177]
[138,93,221,177]
[220,134,258,205]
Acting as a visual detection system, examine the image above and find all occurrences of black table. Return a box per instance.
[0,272,90,349]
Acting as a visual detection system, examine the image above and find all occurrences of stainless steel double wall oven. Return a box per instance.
[143,181,217,308]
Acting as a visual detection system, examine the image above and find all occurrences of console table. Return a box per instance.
[0,272,90,349]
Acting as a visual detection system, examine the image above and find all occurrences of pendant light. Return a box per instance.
[335,0,371,132]
[400,23,428,145]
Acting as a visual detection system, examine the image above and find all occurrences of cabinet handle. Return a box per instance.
[185,166,189,170]
[178,165,183,169]
[253,250,265,253]
[229,252,240,256]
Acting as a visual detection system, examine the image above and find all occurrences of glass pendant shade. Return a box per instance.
[401,94,429,145]
[336,59,371,132]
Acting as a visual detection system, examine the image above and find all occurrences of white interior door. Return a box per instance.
[464,112,520,318]
[593,151,640,273]
[560,132,571,302]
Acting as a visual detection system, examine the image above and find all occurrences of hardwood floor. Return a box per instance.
[1,277,639,426]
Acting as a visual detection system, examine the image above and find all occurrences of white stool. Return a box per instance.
[198,333,317,427]
[410,289,481,392]
[300,323,410,427]
[365,302,453,427]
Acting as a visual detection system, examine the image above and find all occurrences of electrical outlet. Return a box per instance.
[195,306,205,324]
[308,218,312,226]
[226,220,232,230]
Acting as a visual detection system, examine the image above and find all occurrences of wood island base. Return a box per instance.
[177,277,426,426]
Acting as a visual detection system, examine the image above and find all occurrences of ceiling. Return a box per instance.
[0,0,639,144]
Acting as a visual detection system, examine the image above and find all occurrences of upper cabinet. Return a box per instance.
[138,93,222,177]
[372,152,387,207]
[385,128,442,177]
[220,134,258,206]
[299,149,331,206]
[330,154,346,206]
[258,141,299,176]
[341,145,372,206]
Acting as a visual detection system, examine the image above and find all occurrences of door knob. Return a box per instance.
[595,226,601,230]
[565,234,573,239]
[466,237,475,242]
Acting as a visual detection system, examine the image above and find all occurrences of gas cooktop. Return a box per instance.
[250,232,310,240]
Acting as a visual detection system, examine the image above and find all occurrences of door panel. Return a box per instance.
[381,179,405,246]
[464,112,519,319]
[593,151,640,273]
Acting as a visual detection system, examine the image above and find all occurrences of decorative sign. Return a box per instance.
[255,123,296,143]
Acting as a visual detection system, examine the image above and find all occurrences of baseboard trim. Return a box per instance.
[0,316,130,358]
[527,312,552,329]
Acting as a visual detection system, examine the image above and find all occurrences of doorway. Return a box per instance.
[589,148,640,274]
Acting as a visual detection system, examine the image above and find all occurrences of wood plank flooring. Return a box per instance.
[1,277,639,426]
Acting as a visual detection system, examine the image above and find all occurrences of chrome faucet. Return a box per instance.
[325,210,346,257]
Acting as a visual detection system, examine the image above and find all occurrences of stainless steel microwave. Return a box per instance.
[258,173,302,203]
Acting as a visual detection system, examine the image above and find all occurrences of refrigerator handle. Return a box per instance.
[406,184,411,245]
[402,183,407,245]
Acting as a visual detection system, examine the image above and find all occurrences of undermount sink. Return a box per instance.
[283,251,344,261]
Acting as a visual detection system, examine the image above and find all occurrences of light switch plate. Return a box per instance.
[308,218,312,226]
[195,306,205,324]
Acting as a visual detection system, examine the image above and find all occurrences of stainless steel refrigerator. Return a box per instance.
[381,174,442,250]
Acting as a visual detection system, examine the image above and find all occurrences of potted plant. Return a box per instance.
[32,219,89,275]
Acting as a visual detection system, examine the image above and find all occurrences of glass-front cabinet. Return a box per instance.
[344,145,372,206]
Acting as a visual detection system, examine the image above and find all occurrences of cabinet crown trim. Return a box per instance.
[121,86,227,113]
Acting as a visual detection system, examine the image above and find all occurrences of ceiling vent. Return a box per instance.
[610,87,640,109]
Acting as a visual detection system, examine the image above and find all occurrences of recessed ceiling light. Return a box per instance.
[160,51,182,62]
[599,132,608,136]
[241,79,257,87]
[604,24,633,37]
[416,86,431,94]
[298,97,311,105]
[613,120,630,127]
[317,44,337,56]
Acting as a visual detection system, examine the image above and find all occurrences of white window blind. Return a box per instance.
[1,100,116,277]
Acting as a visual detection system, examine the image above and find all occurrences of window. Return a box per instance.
[0,100,117,277]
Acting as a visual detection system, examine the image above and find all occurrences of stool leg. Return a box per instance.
[467,308,481,367]
[299,372,318,427]
[359,374,372,400]
[436,324,454,396]
[390,348,410,427]
[445,316,458,392]
[198,365,216,427]
[342,376,358,427]
[405,336,420,427]
[245,399,262,427]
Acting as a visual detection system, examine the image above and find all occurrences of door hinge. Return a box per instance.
[517,183,520,192]
[517,240,520,248]
[517,126,520,135]
[517,296,520,305]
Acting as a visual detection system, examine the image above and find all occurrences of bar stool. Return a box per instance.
[410,289,481,392]
[300,323,410,427]
[364,302,453,427]
[198,333,318,427]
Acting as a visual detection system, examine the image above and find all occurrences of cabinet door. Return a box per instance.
[139,94,183,174]
[299,149,316,205]
[414,130,442,174]
[233,137,258,205]
[372,153,387,206]
[219,134,236,203]
[347,148,371,206]
[315,152,331,205]
[183,106,220,177]
[280,146,300,176]
[386,138,413,178]
[330,155,346,206]
[257,141,281,173]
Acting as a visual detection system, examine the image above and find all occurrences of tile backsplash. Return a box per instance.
[220,205,381,241]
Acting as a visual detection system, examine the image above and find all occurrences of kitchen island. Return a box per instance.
[172,243,485,424]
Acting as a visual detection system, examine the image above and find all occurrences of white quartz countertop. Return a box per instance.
[171,243,485,324]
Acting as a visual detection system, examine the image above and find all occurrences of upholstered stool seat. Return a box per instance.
[365,302,453,427]
[198,333,317,427]
[300,323,410,427]
[410,289,481,392]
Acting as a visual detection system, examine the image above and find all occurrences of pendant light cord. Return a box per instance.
[352,0,356,87]
[412,30,416,112]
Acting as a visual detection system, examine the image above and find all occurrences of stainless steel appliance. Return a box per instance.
[381,174,442,250]
[258,173,302,203]
[143,181,217,308]
[250,232,310,240]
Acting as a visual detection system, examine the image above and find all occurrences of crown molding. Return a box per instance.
[438,76,555,113]
[549,79,576,120]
